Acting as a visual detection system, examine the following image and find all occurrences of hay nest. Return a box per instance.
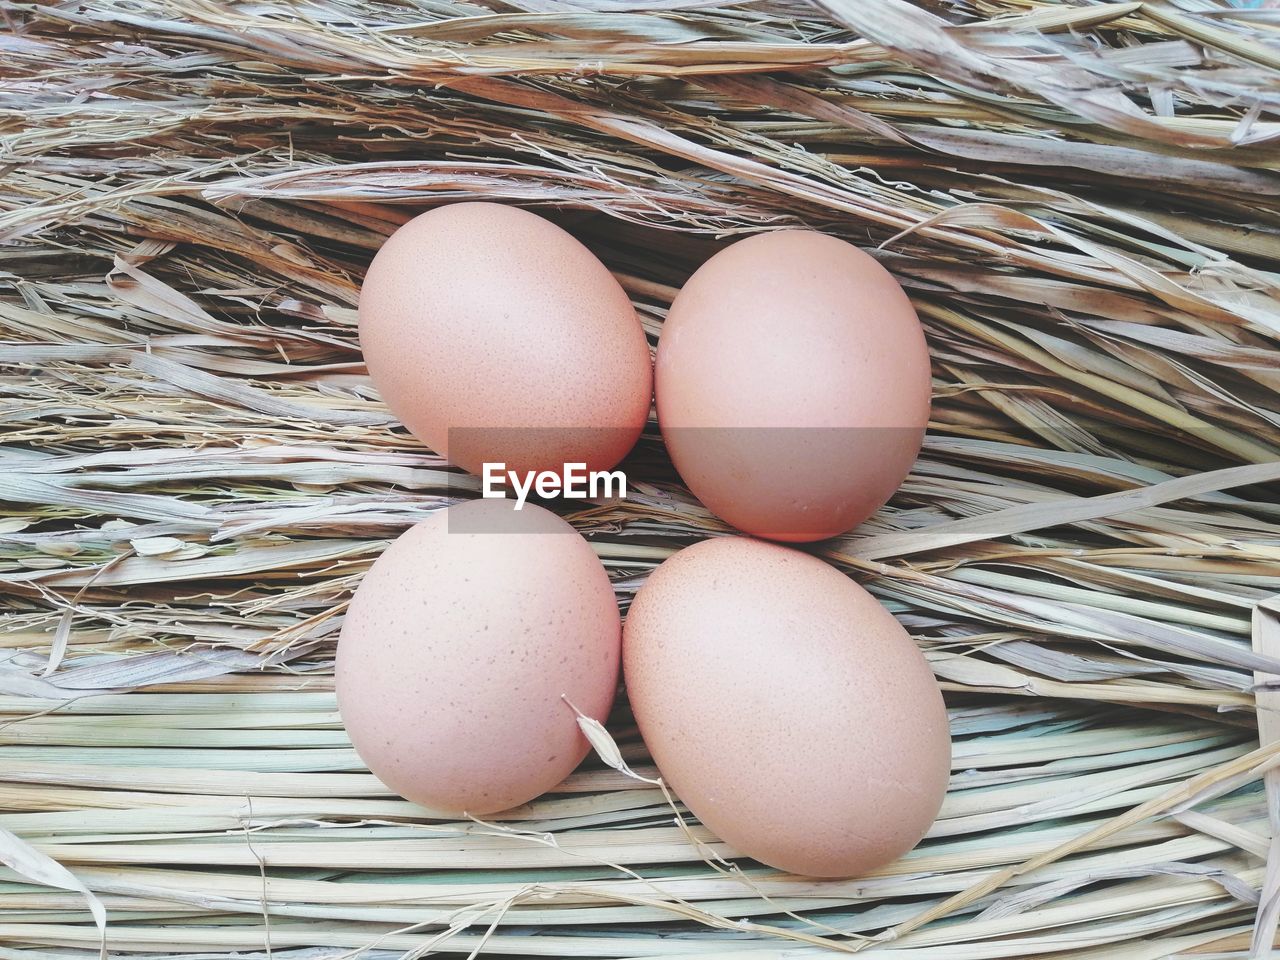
[3,1,1280,957]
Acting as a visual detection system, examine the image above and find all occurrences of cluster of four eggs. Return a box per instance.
[338,203,949,878]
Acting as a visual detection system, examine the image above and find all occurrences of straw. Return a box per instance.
[2,1,1279,957]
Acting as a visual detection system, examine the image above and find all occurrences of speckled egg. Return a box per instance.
[623,536,950,877]
[656,230,931,542]
[358,202,652,476]
[336,498,621,814]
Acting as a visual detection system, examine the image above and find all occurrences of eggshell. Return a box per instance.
[359,202,652,476]
[623,536,950,877]
[655,230,930,542]
[336,499,620,815]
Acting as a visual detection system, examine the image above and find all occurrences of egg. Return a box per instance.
[623,536,950,877]
[359,202,652,476]
[336,499,621,815]
[656,230,930,542]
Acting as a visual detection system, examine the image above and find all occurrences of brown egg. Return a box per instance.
[359,202,652,476]
[623,536,950,877]
[336,499,620,815]
[656,230,930,542]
